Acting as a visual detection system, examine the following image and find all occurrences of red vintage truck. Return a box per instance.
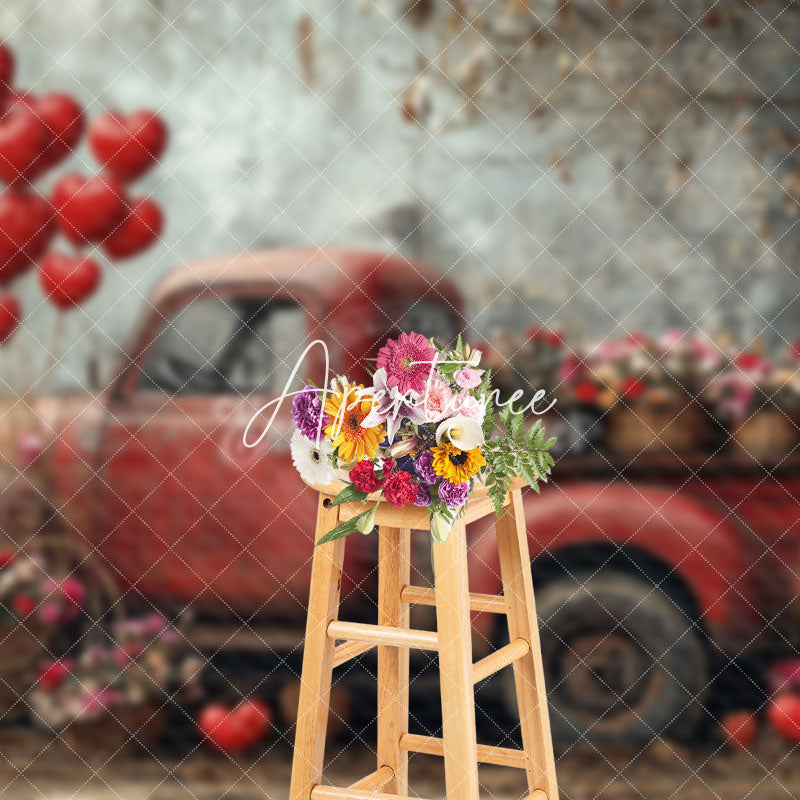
[6,248,800,746]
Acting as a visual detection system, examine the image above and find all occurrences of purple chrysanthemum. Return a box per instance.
[413,484,432,507]
[292,385,329,441]
[414,450,437,485]
[438,479,470,509]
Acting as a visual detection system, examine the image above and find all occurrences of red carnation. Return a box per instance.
[620,377,645,399]
[736,352,762,372]
[349,460,383,493]
[12,595,36,617]
[381,458,396,479]
[575,380,599,405]
[0,550,14,569]
[39,659,72,690]
[383,471,417,509]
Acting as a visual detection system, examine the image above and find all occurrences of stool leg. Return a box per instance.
[496,489,559,800]
[433,518,480,800]
[290,496,346,800]
[377,526,411,794]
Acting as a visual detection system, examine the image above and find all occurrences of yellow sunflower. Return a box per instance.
[324,384,385,463]
[431,443,486,484]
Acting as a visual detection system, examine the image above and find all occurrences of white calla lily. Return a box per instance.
[435,415,484,450]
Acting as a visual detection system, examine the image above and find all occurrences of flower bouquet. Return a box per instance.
[0,550,86,717]
[30,613,203,759]
[289,332,556,544]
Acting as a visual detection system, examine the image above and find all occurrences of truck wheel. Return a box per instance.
[500,571,709,748]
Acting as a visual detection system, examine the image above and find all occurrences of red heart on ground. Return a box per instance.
[103,197,163,260]
[0,100,49,184]
[234,699,271,740]
[0,292,20,342]
[0,190,55,283]
[89,110,167,182]
[768,692,800,744]
[198,699,271,754]
[52,172,127,245]
[721,709,758,750]
[30,93,85,170]
[0,43,13,102]
[38,252,101,309]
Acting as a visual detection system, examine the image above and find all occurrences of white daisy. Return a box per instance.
[290,428,337,485]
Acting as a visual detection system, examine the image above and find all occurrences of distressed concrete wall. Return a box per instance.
[1,0,798,391]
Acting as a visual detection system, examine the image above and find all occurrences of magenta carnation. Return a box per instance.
[414,450,437,485]
[376,332,436,395]
[438,479,470,509]
[292,385,329,440]
[413,484,432,507]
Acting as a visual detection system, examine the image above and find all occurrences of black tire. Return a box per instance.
[500,570,709,748]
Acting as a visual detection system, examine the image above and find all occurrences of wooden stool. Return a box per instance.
[289,478,559,800]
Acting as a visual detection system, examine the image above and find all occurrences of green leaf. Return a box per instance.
[316,509,373,545]
[330,484,369,507]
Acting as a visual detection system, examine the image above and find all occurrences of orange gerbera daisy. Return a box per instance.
[324,383,385,463]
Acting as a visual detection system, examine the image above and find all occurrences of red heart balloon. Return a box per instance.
[768,692,800,744]
[89,110,167,182]
[30,93,85,170]
[38,252,101,309]
[103,197,163,260]
[0,43,13,102]
[0,292,20,343]
[0,190,55,284]
[0,100,49,184]
[52,172,127,245]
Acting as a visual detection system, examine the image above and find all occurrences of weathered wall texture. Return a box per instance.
[1,0,798,390]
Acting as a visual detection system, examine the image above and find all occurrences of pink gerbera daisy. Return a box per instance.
[376,332,436,395]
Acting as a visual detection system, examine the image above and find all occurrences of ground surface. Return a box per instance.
[1,728,799,800]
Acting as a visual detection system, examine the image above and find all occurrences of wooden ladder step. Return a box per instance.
[400,585,507,614]
[399,733,528,770]
[312,787,430,800]
[331,640,374,668]
[472,637,530,684]
[327,620,438,651]
[348,765,394,791]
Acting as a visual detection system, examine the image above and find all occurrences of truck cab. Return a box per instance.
[39,248,800,748]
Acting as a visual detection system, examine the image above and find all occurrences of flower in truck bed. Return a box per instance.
[288,332,557,544]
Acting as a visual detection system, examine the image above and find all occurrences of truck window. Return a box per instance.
[138,296,306,395]
[399,299,458,346]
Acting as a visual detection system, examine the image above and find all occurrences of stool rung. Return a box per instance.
[312,787,429,800]
[526,792,548,800]
[348,765,394,791]
[327,620,438,651]
[400,585,507,614]
[399,733,528,769]
[332,640,374,668]
[472,637,530,684]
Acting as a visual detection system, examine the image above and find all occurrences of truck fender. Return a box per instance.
[469,483,754,633]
